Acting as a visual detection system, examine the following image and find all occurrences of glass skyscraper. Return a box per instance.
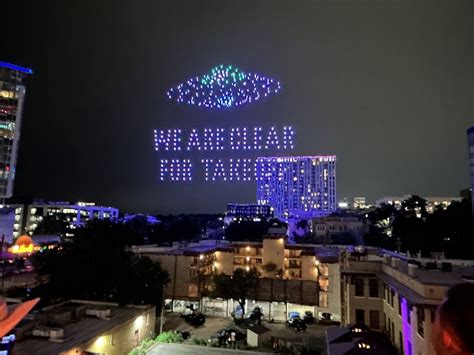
[0,62,32,199]
[256,156,336,220]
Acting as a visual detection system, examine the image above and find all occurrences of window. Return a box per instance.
[319,292,328,307]
[370,310,380,329]
[417,307,424,337]
[390,289,395,307]
[391,321,395,342]
[408,304,412,325]
[356,309,365,324]
[398,295,402,316]
[399,332,403,355]
[355,277,364,297]
[369,279,379,298]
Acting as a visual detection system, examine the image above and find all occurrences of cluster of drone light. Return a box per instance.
[160,159,192,182]
[201,158,254,182]
[154,126,294,152]
[166,64,282,109]
[154,129,182,151]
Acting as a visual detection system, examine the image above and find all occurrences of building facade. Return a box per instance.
[312,216,367,244]
[13,201,119,238]
[256,156,336,220]
[13,300,155,355]
[353,197,367,209]
[0,62,32,199]
[468,126,474,212]
[224,203,274,225]
[340,248,474,355]
[132,237,342,322]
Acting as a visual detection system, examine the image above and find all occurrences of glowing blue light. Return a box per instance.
[154,126,295,152]
[0,61,33,74]
[166,64,282,109]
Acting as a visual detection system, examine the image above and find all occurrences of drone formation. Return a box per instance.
[166,64,282,109]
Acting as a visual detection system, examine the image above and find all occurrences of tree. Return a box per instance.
[33,214,69,237]
[225,220,269,242]
[211,267,259,318]
[32,219,169,306]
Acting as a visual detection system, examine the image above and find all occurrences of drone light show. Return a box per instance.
[155,124,296,182]
[157,65,301,183]
[154,126,295,152]
[166,64,282,108]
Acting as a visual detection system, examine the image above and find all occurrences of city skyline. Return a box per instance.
[1,1,472,214]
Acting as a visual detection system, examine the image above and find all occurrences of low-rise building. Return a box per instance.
[312,216,367,243]
[13,201,119,238]
[224,203,274,225]
[13,300,155,355]
[353,197,367,210]
[132,236,342,322]
[340,247,474,355]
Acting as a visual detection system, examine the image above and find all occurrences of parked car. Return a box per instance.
[303,311,315,324]
[183,311,206,326]
[232,305,263,324]
[286,316,307,332]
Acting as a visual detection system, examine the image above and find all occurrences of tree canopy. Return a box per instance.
[364,196,473,259]
[32,219,169,306]
[210,267,259,317]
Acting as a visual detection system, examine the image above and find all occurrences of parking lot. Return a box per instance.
[162,312,329,346]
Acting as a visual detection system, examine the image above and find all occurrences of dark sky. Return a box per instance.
[1,0,473,214]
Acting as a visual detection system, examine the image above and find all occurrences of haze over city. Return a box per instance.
[1,0,472,213]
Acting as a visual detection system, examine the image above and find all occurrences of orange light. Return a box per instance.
[9,244,33,254]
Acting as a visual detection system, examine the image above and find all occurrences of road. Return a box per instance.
[148,343,272,355]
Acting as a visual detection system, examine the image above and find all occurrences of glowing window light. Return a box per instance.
[166,64,282,109]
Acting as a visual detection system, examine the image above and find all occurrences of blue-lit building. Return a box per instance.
[0,62,32,199]
[256,156,336,220]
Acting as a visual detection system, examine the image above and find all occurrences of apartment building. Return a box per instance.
[312,216,367,243]
[340,248,474,355]
[132,236,342,322]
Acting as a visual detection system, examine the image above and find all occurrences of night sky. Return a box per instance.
[1,0,472,214]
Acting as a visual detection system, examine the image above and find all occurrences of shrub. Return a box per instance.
[191,337,208,346]
[156,331,184,344]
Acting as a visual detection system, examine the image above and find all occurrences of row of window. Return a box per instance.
[354,277,379,298]
[355,309,380,329]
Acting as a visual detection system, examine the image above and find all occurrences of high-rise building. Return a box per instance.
[0,62,32,199]
[467,126,474,212]
[256,156,336,220]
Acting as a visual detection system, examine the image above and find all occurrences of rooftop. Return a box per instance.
[14,300,153,355]
[0,61,33,74]
[326,324,396,355]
